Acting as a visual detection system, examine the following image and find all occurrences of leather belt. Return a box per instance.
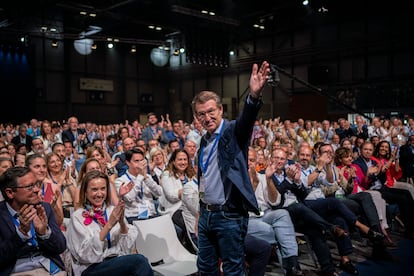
[200,201,231,212]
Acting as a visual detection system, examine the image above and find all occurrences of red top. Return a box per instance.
[337,164,366,193]
[370,156,403,187]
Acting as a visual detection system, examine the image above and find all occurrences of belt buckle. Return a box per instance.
[205,204,213,212]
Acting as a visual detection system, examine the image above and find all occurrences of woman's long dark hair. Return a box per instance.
[373,140,391,160]
[166,149,196,179]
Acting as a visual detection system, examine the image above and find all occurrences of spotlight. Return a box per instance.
[107,43,114,49]
[179,47,185,53]
[229,50,235,56]
[20,36,25,43]
[51,40,58,48]
[130,45,136,53]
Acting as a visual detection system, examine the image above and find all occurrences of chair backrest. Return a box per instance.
[133,214,196,264]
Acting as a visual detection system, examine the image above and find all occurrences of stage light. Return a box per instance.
[74,38,94,55]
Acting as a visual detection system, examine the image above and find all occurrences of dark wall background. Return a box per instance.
[2,9,414,124]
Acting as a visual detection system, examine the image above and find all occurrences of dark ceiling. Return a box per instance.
[0,1,388,45]
[0,0,411,54]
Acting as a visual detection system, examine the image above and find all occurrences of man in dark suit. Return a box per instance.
[192,61,269,275]
[399,135,414,181]
[61,116,89,155]
[353,141,414,239]
[0,167,67,276]
[11,124,33,152]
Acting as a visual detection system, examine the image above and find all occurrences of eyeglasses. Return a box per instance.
[195,108,218,120]
[14,181,42,191]
[271,156,286,161]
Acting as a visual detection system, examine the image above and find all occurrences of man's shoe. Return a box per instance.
[367,229,385,242]
[383,237,397,248]
[338,261,359,275]
[287,266,304,276]
[331,225,348,239]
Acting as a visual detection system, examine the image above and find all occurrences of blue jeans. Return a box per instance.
[248,209,298,258]
[82,254,153,276]
[197,207,248,276]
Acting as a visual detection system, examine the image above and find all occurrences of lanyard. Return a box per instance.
[301,168,312,177]
[199,125,223,174]
[272,172,285,186]
[48,173,64,194]
[86,209,111,248]
[126,173,143,199]
[41,182,45,197]
[12,214,38,248]
[100,211,111,248]
[180,175,188,185]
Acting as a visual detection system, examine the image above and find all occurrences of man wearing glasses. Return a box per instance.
[192,61,270,275]
[0,166,67,275]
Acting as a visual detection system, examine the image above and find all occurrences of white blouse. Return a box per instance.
[182,181,199,234]
[66,205,138,275]
[158,171,184,215]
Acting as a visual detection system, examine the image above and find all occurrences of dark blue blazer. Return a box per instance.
[197,96,261,215]
[353,156,386,188]
[0,201,66,276]
[61,128,89,149]
[271,171,308,209]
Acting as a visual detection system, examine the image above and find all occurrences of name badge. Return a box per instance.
[199,178,206,199]
[137,204,149,219]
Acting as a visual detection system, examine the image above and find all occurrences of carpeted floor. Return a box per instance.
[342,237,414,276]
[265,230,414,276]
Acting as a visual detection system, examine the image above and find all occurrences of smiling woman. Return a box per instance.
[158,148,197,253]
[66,170,153,276]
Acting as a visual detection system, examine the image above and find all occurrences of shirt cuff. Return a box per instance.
[37,227,52,240]
[247,94,262,105]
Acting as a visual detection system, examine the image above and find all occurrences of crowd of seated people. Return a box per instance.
[0,113,414,275]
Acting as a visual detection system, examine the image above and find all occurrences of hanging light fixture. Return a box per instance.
[74,38,94,55]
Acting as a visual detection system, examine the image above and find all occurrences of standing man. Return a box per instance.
[12,124,33,152]
[61,116,89,156]
[193,61,269,275]
[0,167,67,275]
[141,113,169,148]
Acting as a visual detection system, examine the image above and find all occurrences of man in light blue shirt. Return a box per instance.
[193,61,270,275]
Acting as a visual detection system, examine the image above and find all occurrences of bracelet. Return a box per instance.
[64,183,74,188]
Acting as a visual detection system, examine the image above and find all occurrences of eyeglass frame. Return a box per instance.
[13,181,42,191]
[195,107,219,120]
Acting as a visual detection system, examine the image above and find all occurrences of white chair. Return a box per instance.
[133,214,198,276]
